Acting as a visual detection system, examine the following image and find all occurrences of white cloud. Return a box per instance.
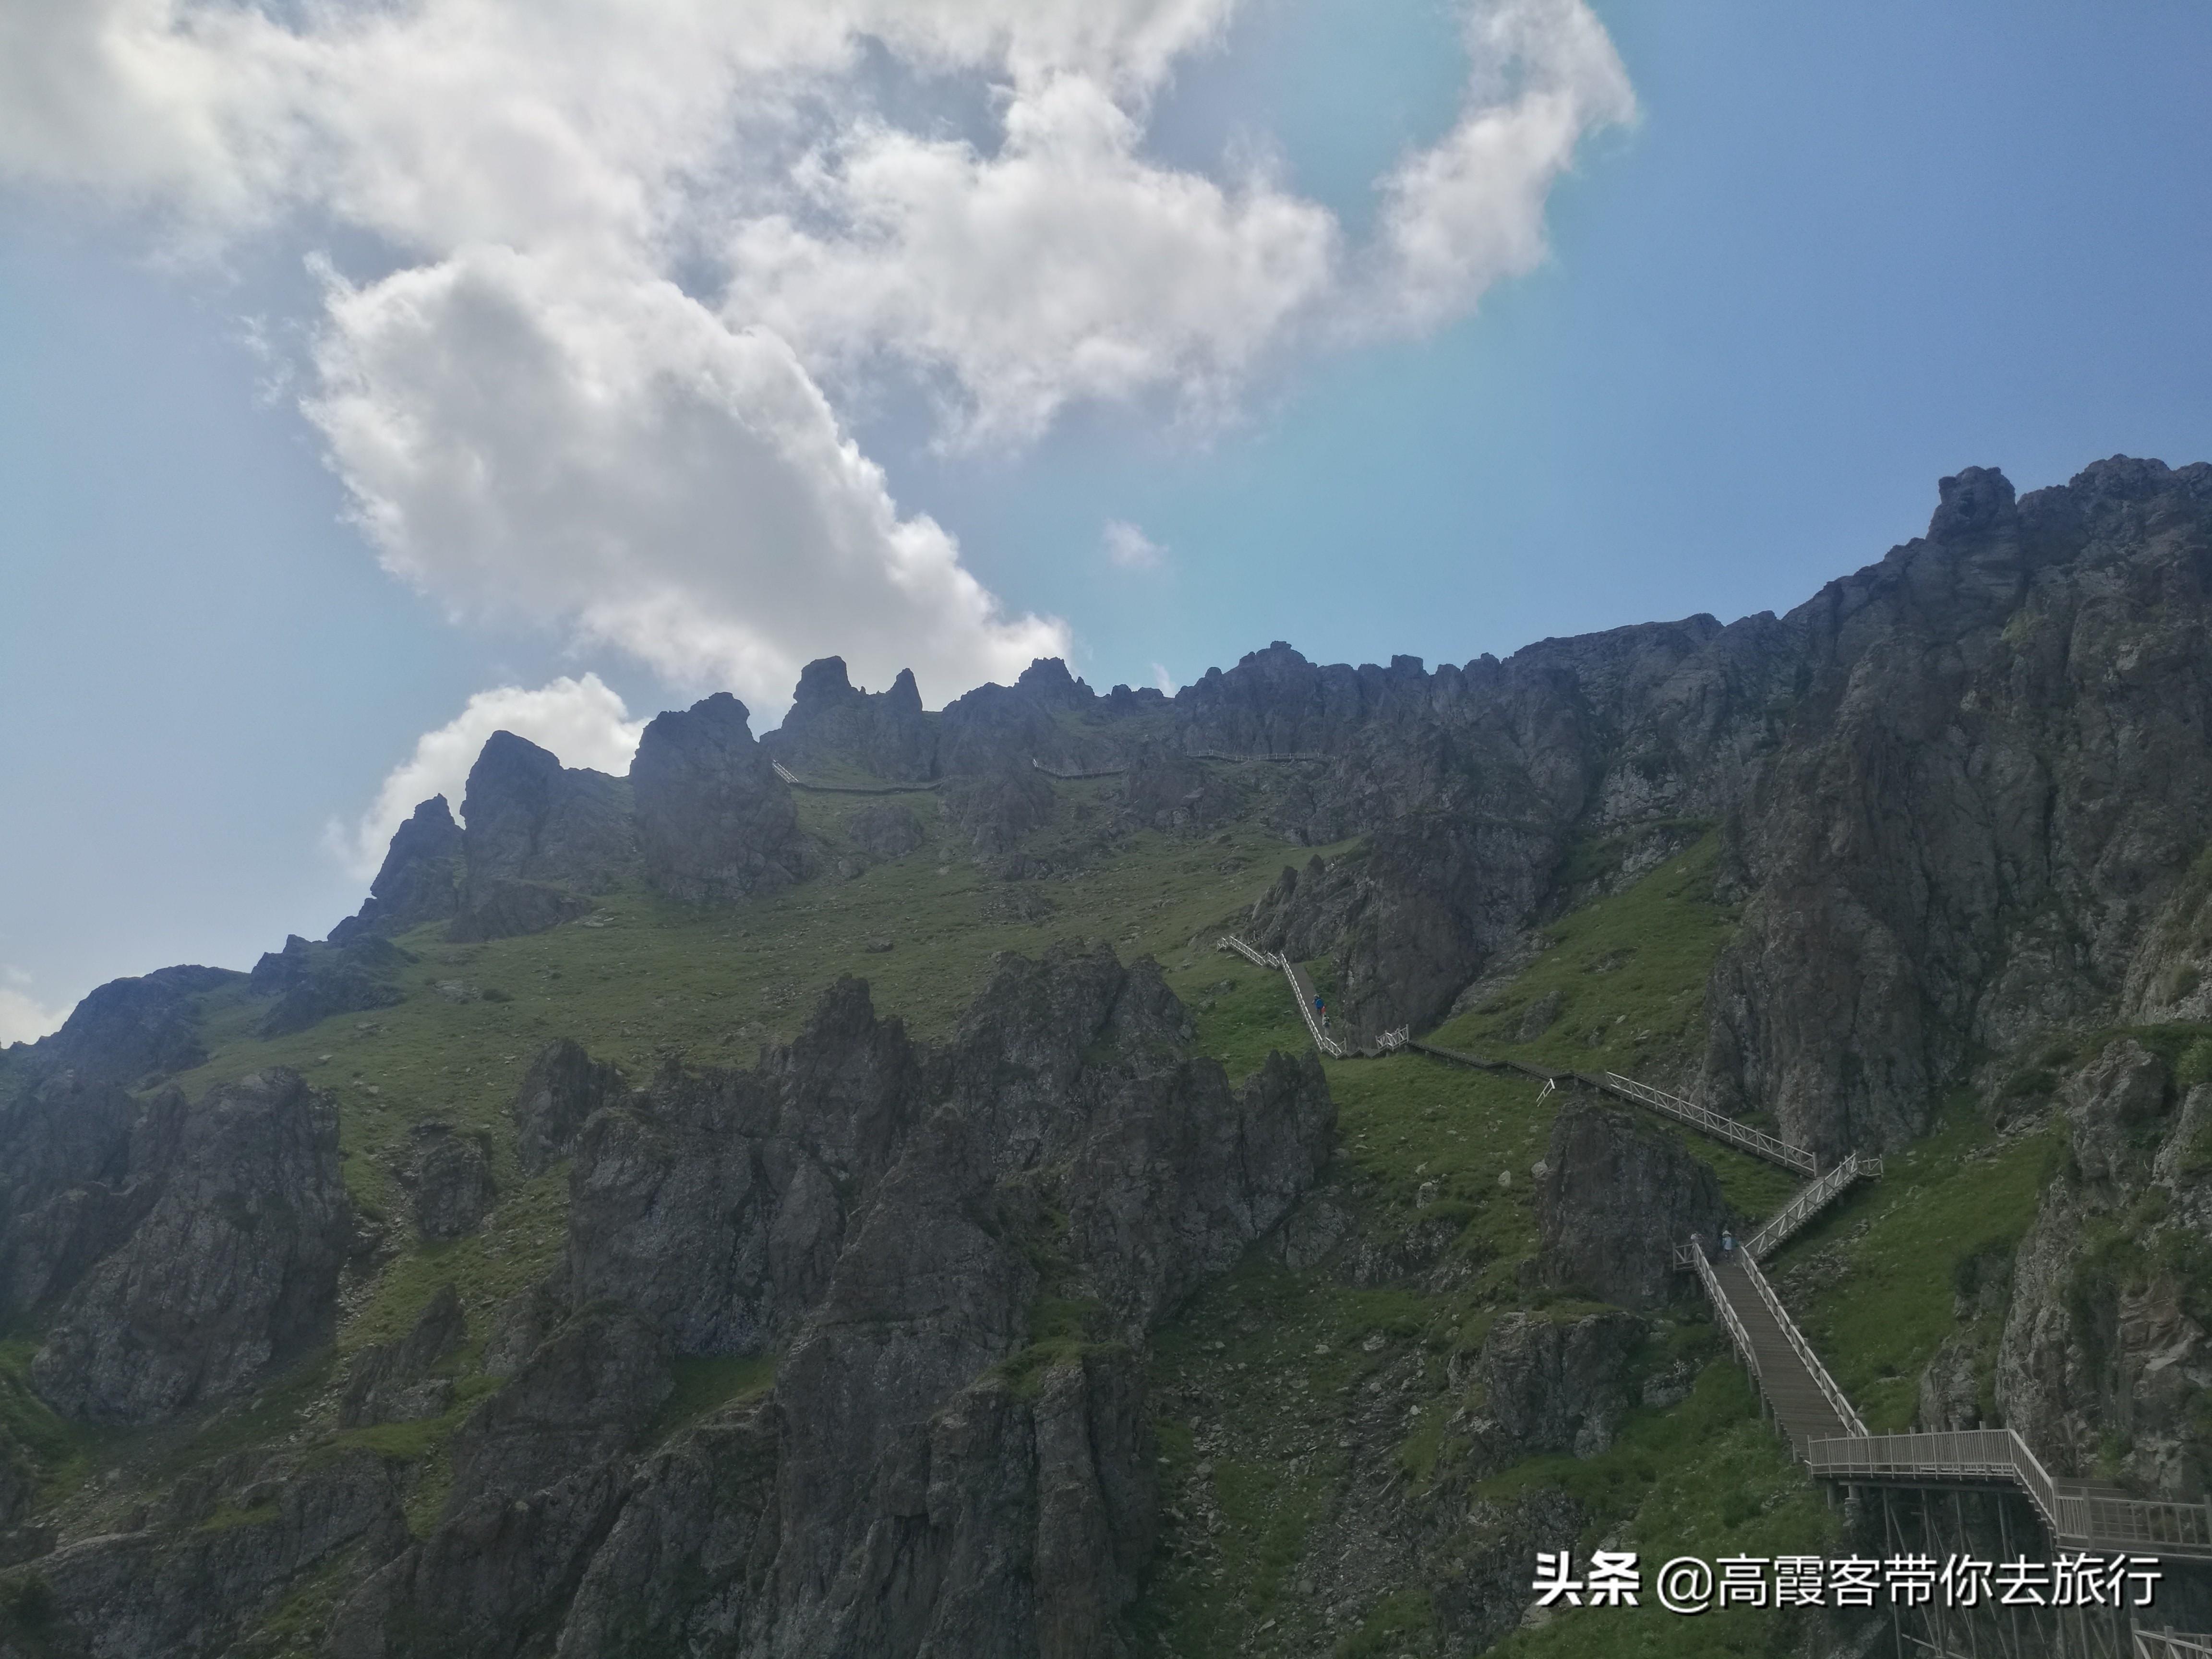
[1151,662,1177,695]
[1103,519,1167,571]
[0,0,1630,700]
[0,967,68,1045]
[1364,0,1635,333]
[327,673,646,880]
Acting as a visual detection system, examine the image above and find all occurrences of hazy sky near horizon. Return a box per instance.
[3,0,2210,1040]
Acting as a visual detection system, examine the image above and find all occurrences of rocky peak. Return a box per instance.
[631,691,808,905]
[792,655,862,707]
[1928,465,2018,540]
[1014,656,1092,709]
[330,795,464,941]
[449,730,637,940]
[10,964,240,1086]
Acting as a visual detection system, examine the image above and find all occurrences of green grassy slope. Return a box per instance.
[2,790,2077,1657]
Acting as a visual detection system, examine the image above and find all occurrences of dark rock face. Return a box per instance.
[409,1127,495,1241]
[250,934,410,1037]
[1114,745,1245,836]
[0,1074,178,1326]
[341,1283,468,1429]
[565,977,922,1355]
[15,1447,407,1659]
[1536,1100,1729,1309]
[1703,460,2212,1154]
[550,1399,780,1658]
[30,1069,350,1425]
[513,1039,626,1175]
[450,732,637,940]
[631,693,809,905]
[330,795,464,942]
[1989,1038,2212,1493]
[7,964,241,1087]
[1469,1310,1646,1463]
[943,766,1055,858]
[325,948,1326,1659]
[448,1305,672,1508]
[844,800,926,860]
[764,657,938,782]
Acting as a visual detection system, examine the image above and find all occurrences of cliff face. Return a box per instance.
[9,453,2212,1656]
[311,947,1329,1659]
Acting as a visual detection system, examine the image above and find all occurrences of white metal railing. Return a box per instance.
[1219,936,1276,970]
[1736,1248,1869,1436]
[770,759,800,785]
[1693,1241,1763,1383]
[2140,1632,2212,1658]
[1746,1153,1878,1259]
[1217,937,1345,1057]
[1806,1429,2061,1530]
[1602,1071,1818,1175]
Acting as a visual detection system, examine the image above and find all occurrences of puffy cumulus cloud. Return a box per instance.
[309,246,1065,708]
[1103,519,1167,571]
[0,967,69,1046]
[1366,0,1635,332]
[0,0,1629,697]
[727,73,1338,444]
[327,673,645,880]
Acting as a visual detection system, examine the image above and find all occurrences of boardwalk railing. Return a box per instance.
[769,759,940,794]
[1031,758,1127,780]
[1602,1071,1818,1175]
[2139,1631,2212,1658]
[1736,1248,1868,1436]
[1188,749,1332,764]
[1745,1153,1882,1260]
[1807,1429,2062,1527]
[1217,937,1345,1057]
[1693,1243,1765,1385]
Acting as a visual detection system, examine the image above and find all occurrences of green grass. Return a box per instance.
[1785,1106,2060,1431]
[0,1337,108,1507]
[1483,1360,1838,1659]
[650,1353,778,1441]
[1428,833,1735,1091]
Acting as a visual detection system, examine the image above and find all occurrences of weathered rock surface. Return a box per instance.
[341,1283,468,1429]
[31,1069,350,1424]
[844,800,927,860]
[1,1447,407,1659]
[1536,1099,1730,1309]
[1468,1310,1647,1464]
[0,1074,178,1326]
[943,766,1055,858]
[632,692,809,904]
[763,657,938,782]
[512,1039,626,1175]
[329,795,464,942]
[449,732,636,940]
[4,965,240,1087]
[249,933,410,1037]
[408,1127,494,1241]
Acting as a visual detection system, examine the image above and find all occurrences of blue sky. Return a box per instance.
[3,0,2209,1037]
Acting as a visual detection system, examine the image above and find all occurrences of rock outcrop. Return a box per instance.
[329,795,464,942]
[341,1283,469,1429]
[449,732,637,941]
[249,933,410,1037]
[1536,1099,1730,1309]
[408,1126,495,1241]
[30,1069,350,1424]
[0,1073,178,1326]
[763,657,938,782]
[5,964,240,1087]
[1468,1310,1647,1464]
[512,1039,627,1175]
[631,692,809,904]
